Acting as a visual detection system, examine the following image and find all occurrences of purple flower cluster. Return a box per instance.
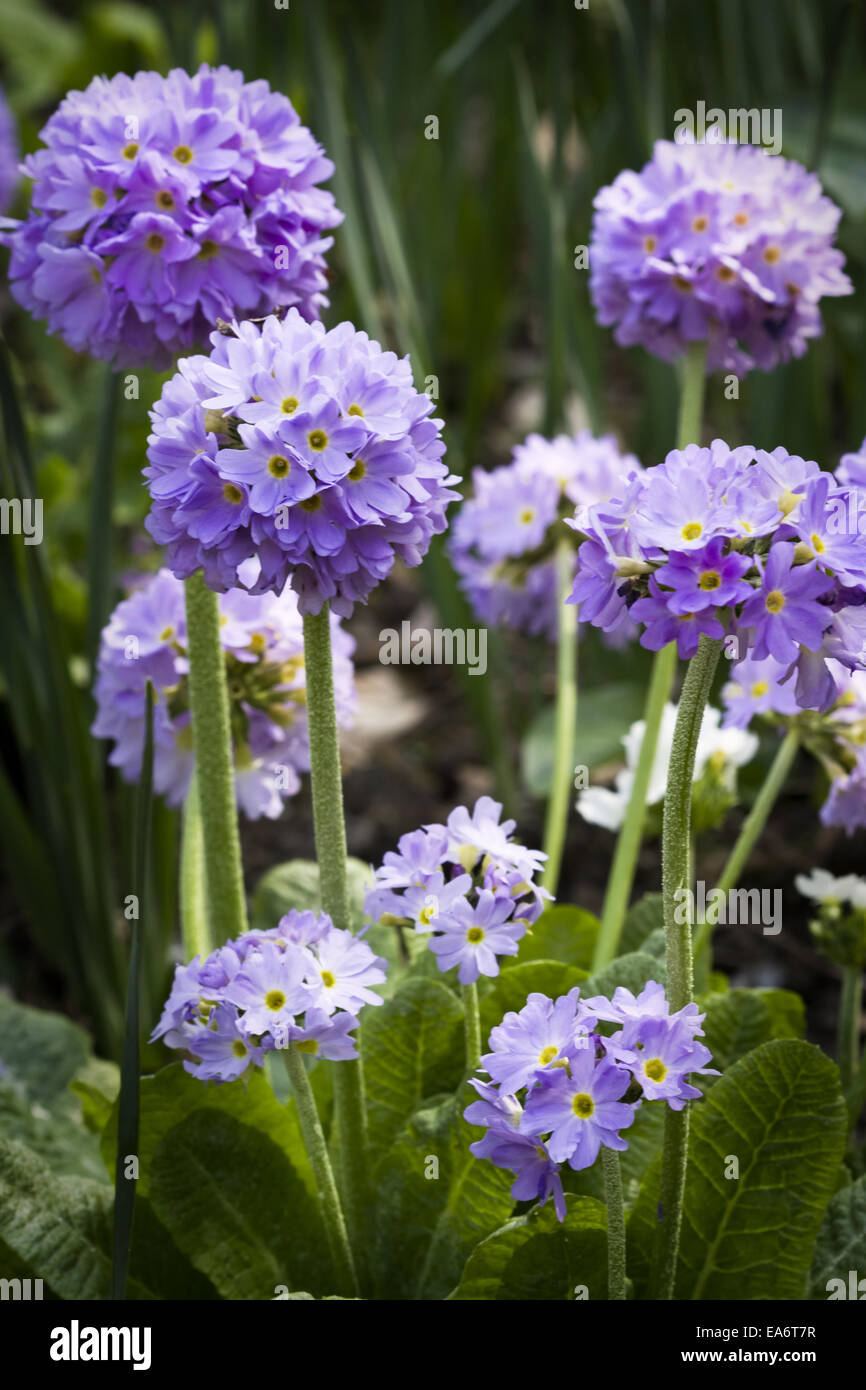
[569,438,866,706]
[92,567,355,818]
[152,909,387,1082]
[1,65,342,366]
[143,310,458,615]
[0,87,18,213]
[364,797,548,984]
[466,981,715,1219]
[450,430,641,640]
[590,139,851,374]
[722,652,866,836]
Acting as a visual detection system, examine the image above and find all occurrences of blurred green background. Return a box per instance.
[1,0,864,1056]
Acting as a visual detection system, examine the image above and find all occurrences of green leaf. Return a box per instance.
[0,1138,150,1300]
[581,951,665,1001]
[150,1109,329,1299]
[450,1195,608,1299]
[0,995,90,1109]
[507,904,599,971]
[250,856,372,932]
[700,988,805,1081]
[101,1063,314,1200]
[810,1175,866,1298]
[620,893,664,954]
[361,978,465,1163]
[372,1093,514,1300]
[629,1040,846,1300]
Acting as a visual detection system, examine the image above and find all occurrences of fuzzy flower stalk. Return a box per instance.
[590,138,851,374]
[1,65,342,366]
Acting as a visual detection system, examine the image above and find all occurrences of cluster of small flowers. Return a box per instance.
[364,796,548,984]
[0,87,18,213]
[151,908,388,1082]
[449,430,641,641]
[1,65,342,366]
[92,567,355,818]
[796,869,866,970]
[577,699,757,832]
[722,652,866,835]
[466,982,715,1219]
[144,310,458,615]
[590,138,851,374]
[569,438,866,707]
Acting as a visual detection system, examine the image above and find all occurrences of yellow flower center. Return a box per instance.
[156,190,175,210]
[673,275,692,292]
[296,1038,319,1055]
[265,989,286,1011]
[716,265,735,282]
[307,429,328,451]
[347,403,364,416]
[159,625,174,641]
[268,454,290,478]
[733,211,749,226]
[681,521,703,541]
[765,590,786,614]
[348,460,367,481]
[121,142,139,160]
[198,239,219,260]
[538,1045,559,1066]
[231,1041,247,1058]
[419,906,435,927]
[145,233,165,253]
[572,1092,594,1118]
[173,144,194,165]
[321,970,336,988]
[691,215,709,232]
[698,570,721,591]
[281,396,299,414]
[300,495,322,512]
[91,187,108,208]
[810,532,825,554]
[466,926,484,944]
[643,235,656,253]
[520,507,535,524]
[644,1058,667,1082]
[750,680,769,697]
[763,245,781,264]
[223,483,243,504]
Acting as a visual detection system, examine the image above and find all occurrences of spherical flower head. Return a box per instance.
[91,565,355,817]
[1,65,343,367]
[450,429,641,641]
[590,138,851,373]
[143,310,457,614]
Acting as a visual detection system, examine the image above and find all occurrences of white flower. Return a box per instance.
[795,868,866,909]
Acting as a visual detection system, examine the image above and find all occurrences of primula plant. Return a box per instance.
[0,5,865,1332]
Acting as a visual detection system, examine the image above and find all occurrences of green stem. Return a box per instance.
[463,983,481,1074]
[847,1024,866,1131]
[283,1046,359,1298]
[838,966,861,1099]
[183,572,248,942]
[301,605,368,1272]
[593,643,677,969]
[602,1146,628,1301]
[541,533,578,896]
[180,771,211,960]
[592,341,708,970]
[654,633,723,1300]
[694,728,800,957]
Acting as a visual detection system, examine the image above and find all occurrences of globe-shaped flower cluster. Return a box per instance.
[590,139,851,373]
[92,567,356,819]
[144,310,457,614]
[450,430,641,641]
[152,909,387,1083]
[569,438,866,708]
[365,796,548,984]
[466,982,715,1219]
[1,65,342,366]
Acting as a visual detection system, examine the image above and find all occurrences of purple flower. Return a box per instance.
[739,544,833,664]
[653,538,751,615]
[92,566,355,817]
[590,139,851,373]
[144,311,458,615]
[1,65,343,367]
[304,927,388,1015]
[450,430,641,641]
[465,1081,566,1221]
[226,940,310,1035]
[481,989,592,1093]
[428,891,526,984]
[520,1050,635,1169]
[618,1014,717,1110]
[721,654,801,728]
[445,795,546,879]
[184,1003,265,1082]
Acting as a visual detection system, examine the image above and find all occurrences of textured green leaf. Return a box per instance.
[810,1175,866,1297]
[620,893,665,954]
[0,995,90,1109]
[700,988,805,1082]
[372,1093,514,1299]
[250,855,371,932]
[450,1195,608,1300]
[101,1063,314,1199]
[628,1040,846,1300]
[507,904,599,971]
[150,1109,329,1300]
[361,978,464,1162]
[581,951,666,1001]
[0,1138,150,1300]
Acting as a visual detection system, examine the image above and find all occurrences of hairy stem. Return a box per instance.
[541,533,578,896]
[602,1146,628,1301]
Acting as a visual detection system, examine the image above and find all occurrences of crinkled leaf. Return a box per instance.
[508,904,599,971]
[810,1174,866,1297]
[450,1195,608,1300]
[479,961,588,1042]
